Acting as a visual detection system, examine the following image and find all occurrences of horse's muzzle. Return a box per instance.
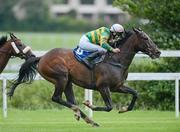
[150,50,161,59]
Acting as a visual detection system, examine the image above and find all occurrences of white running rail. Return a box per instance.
[1,73,179,118]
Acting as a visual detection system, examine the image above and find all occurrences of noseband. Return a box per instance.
[11,42,20,54]
[10,37,32,58]
[11,41,31,54]
[0,39,31,59]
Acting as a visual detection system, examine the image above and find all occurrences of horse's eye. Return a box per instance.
[144,37,148,40]
[19,44,23,47]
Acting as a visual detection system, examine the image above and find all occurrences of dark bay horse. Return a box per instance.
[8,28,161,126]
[0,33,34,73]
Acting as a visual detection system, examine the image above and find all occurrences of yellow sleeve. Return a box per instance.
[100,28,113,51]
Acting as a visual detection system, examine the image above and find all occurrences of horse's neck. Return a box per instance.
[0,46,11,73]
[112,33,137,68]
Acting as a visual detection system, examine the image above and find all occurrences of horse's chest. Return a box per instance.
[109,74,123,85]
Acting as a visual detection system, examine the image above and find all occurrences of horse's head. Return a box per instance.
[9,33,35,60]
[133,28,161,59]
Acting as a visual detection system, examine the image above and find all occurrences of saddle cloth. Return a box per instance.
[73,46,104,68]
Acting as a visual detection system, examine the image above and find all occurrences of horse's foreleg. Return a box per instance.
[112,85,138,113]
[84,87,113,112]
[64,81,99,127]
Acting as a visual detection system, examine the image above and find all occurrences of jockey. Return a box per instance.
[78,24,125,65]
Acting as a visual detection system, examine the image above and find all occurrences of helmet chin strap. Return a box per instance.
[11,42,20,54]
[112,27,117,34]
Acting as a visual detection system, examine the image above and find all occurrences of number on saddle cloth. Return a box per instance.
[73,46,104,65]
[73,46,93,59]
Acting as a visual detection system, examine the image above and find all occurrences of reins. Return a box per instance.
[107,50,145,59]
[105,50,146,69]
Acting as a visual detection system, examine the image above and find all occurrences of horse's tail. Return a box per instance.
[8,57,41,98]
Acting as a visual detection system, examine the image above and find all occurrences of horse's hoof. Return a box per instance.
[7,92,13,99]
[72,105,81,121]
[74,110,81,121]
[92,122,100,127]
[83,100,90,106]
[118,106,128,113]
[74,113,81,121]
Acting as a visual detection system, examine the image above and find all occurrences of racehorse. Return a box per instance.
[0,33,34,73]
[8,28,161,126]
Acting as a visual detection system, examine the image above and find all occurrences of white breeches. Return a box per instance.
[78,35,107,52]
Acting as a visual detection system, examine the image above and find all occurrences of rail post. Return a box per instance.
[85,89,93,117]
[2,79,7,118]
[175,78,179,118]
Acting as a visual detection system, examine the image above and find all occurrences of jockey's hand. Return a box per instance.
[112,48,120,53]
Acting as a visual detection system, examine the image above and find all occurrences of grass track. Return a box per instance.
[0,32,81,50]
[1,109,180,132]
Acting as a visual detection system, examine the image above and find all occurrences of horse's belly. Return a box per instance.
[70,67,94,89]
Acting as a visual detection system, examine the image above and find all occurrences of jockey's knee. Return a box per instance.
[98,49,107,55]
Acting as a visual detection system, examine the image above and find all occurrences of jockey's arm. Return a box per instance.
[100,32,113,52]
[100,33,120,53]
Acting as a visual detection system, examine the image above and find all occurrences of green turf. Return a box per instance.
[0,109,180,132]
[0,32,82,50]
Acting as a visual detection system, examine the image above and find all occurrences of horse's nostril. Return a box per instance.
[155,51,161,58]
[156,51,161,55]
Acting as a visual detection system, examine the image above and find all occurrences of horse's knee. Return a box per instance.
[134,91,138,98]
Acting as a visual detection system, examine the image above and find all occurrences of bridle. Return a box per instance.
[0,33,32,59]
[105,30,149,68]
[10,38,32,59]
[110,30,152,58]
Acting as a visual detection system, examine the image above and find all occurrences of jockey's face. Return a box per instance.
[110,32,124,40]
[109,32,122,46]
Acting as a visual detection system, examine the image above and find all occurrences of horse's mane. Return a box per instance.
[0,35,8,47]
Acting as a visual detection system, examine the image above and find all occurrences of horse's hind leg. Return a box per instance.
[51,75,77,110]
[112,85,138,113]
[64,80,99,127]
[63,81,80,120]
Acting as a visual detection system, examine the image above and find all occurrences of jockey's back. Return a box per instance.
[86,27,110,47]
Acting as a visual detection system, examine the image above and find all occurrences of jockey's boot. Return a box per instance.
[87,51,100,61]
[82,51,100,69]
[83,51,105,69]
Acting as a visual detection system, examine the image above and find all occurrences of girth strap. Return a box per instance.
[108,61,127,69]
[90,68,96,89]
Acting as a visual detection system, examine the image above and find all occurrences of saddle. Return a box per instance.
[73,47,105,69]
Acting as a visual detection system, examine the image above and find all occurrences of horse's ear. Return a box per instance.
[9,33,18,40]
[10,33,14,39]
[137,27,142,31]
